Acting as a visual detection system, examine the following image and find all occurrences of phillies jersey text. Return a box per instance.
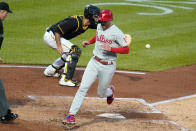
[93,24,128,61]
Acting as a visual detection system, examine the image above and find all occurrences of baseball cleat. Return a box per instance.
[59,75,79,87]
[59,78,76,87]
[0,109,18,123]
[62,114,76,125]
[107,85,115,105]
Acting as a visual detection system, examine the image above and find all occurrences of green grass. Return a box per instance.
[0,0,196,71]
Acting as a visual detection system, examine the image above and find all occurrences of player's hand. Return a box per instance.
[57,46,63,55]
[82,41,90,47]
[100,43,111,51]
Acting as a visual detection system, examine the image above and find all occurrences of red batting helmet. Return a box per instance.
[98,9,113,21]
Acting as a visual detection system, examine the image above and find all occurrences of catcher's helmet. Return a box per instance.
[98,9,113,21]
[84,5,100,19]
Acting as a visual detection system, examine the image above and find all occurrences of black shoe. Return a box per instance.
[0,109,18,123]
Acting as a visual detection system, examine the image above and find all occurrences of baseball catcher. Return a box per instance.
[43,5,100,87]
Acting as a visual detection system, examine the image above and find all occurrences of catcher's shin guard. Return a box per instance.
[66,60,77,80]
[59,48,81,87]
[64,46,81,80]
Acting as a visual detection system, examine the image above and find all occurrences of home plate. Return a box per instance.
[97,113,126,119]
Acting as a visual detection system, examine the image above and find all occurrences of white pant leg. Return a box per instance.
[60,38,74,53]
[43,31,73,53]
[97,61,116,98]
[69,58,98,115]
[43,31,57,49]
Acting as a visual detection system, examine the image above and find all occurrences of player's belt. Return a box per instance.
[94,56,113,65]
[46,27,54,33]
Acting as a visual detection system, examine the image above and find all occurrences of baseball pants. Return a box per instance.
[69,57,116,115]
[43,29,73,53]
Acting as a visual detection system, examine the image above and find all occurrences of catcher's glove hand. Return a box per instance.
[71,45,82,56]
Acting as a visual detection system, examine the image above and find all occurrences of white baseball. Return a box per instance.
[145,44,151,49]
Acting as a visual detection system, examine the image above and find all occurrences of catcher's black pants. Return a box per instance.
[0,79,9,117]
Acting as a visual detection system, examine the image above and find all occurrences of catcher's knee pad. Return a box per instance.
[71,45,82,56]
[71,52,80,62]
[61,54,67,62]
[44,65,63,77]
[44,65,56,76]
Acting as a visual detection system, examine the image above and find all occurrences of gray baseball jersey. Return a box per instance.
[93,23,128,61]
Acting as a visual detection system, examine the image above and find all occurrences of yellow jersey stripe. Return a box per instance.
[58,24,64,35]
[74,16,80,32]
[82,16,88,30]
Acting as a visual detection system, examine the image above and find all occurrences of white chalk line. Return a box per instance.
[151,94,196,131]
[0,64,146,75]
[151,94,196,106]
[150,120,190,131]
[93,2,173,15]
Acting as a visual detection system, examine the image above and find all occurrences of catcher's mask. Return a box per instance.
[84,5,100,24]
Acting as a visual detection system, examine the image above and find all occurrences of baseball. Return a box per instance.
[145,44,151,49]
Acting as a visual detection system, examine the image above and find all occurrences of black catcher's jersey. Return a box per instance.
[0,20,4,49]
[49,15,97,40]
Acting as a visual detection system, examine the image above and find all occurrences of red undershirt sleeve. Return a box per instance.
[88,35,96,44]
[111,46,129,54]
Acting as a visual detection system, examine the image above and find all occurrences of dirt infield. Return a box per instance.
[0,64,196,131]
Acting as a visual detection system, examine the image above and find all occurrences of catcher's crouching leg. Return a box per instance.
[44,64,64,78]
[59,45,81,87]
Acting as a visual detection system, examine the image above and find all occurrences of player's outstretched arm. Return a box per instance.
[82,35,96,47]
[101,43,129,54]
[111,46,129,54]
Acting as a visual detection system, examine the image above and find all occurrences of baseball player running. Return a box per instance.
[62,9,130,124]
[43,5,100,87]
